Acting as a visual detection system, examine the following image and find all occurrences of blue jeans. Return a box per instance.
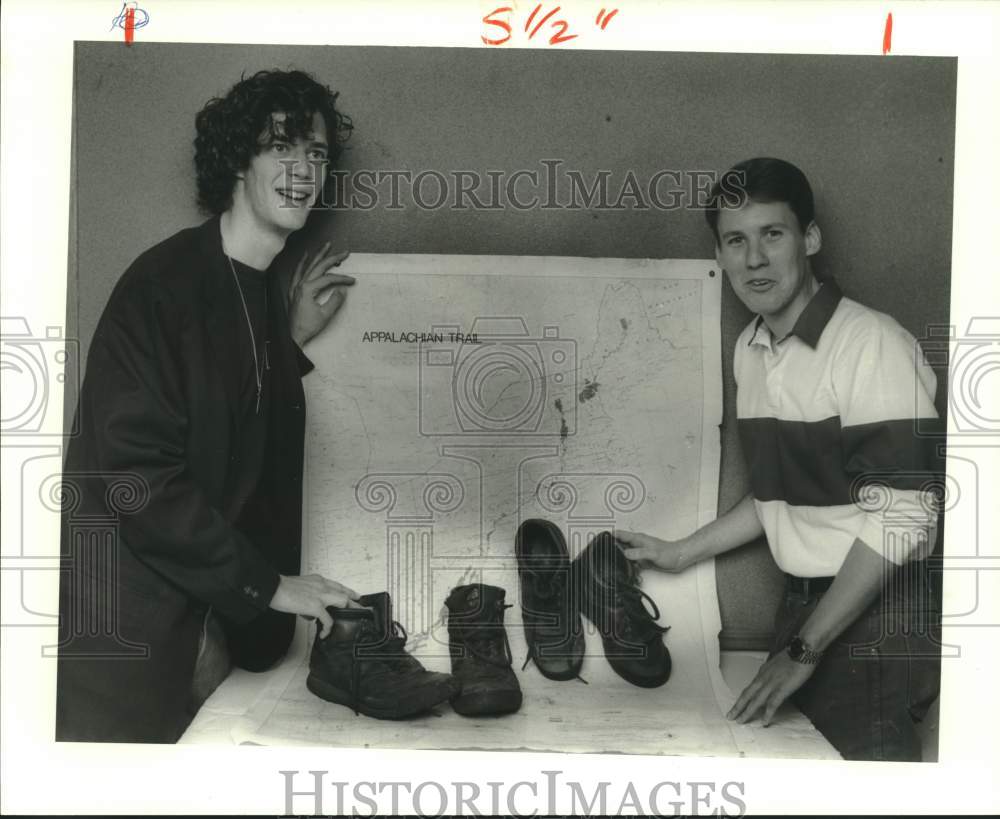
[769,565,941,761]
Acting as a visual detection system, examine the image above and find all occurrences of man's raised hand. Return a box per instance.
[288,243,356,347]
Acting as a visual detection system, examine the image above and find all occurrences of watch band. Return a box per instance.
[787,635,824,665]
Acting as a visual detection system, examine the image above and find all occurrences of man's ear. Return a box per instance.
[804,221,822,256]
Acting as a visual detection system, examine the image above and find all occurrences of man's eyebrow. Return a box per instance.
[309,140,330,151]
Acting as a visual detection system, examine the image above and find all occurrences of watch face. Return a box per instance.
[788,637,804,659]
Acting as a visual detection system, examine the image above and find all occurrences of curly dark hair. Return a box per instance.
[194,69,353,214]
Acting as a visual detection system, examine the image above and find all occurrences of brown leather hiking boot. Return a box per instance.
[307,592,459,719]
[572,531,672,688]
[445,584,523,716]
[515,518,585,681]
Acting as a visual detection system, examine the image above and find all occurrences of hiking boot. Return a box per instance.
[307,591,459,719]
[572,531,672,688]
[515,518,585,681]
[445,584,523,716]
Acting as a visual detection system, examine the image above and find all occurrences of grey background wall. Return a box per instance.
[68,43,955,649]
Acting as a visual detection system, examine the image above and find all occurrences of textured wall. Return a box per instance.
[69,43,955,648]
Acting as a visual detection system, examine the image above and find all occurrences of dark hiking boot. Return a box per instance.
[445,584,523,716]
[307,591,459,719]
[572,531,672,688]
[515,518,585,681]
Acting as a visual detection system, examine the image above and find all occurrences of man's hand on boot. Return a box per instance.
[270,573,363,638]
[616,530,690,573]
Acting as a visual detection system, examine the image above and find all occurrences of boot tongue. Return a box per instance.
[358,592,392,637]
[446,584,506,618]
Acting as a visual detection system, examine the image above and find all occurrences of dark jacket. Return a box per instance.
[56,216,312,743]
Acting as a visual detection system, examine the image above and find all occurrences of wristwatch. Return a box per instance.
[786,635,824,665]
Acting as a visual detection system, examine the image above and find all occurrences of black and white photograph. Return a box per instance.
[2,1,998,815]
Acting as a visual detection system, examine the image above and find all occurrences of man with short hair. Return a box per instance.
[618,157,942,761]
[57,69,361,743]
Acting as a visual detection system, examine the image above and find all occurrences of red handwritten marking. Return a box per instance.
[548,19,578,45]
[525,4,541,33]
[124,5,135,45]
[482,6,513,45]
[596,8,619,30]
[481,3,592,47]
[882,11,892,54]
[528,5,560,39]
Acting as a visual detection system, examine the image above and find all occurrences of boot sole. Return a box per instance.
[451,689,523,717]
[306,673,453,720]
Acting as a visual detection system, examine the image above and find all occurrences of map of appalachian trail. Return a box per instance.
[237,254,835,757]
[300,254,715,649]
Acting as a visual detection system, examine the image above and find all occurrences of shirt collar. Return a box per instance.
[747,279,843,350]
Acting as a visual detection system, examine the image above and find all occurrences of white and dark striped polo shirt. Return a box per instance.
[734,280,940,578]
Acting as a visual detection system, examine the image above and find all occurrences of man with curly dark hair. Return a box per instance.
[56,69,361,743]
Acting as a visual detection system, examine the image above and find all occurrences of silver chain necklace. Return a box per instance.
[227,254,268,414]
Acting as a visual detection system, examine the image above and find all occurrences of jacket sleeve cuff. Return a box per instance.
[215,535,283,624]
[294,341,315,377]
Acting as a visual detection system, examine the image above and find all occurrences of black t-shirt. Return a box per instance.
[227,258,273,536]
[229,259,270,419]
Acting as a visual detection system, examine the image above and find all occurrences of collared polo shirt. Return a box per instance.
[734,280,939,577]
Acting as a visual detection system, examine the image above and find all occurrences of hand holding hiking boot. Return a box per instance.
[307,592,459,719]
[573,531,672,688]
[616,530,690,573]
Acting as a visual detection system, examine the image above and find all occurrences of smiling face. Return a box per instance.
[715,199,822,338]
[233,110,329,238]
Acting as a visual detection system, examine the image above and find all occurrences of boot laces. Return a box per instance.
[524,565,566,601]
[350,619,415,715]
[520,568,587,683]
[615,560,670,640]
[462,602,514,669]
[523,567,570,634]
